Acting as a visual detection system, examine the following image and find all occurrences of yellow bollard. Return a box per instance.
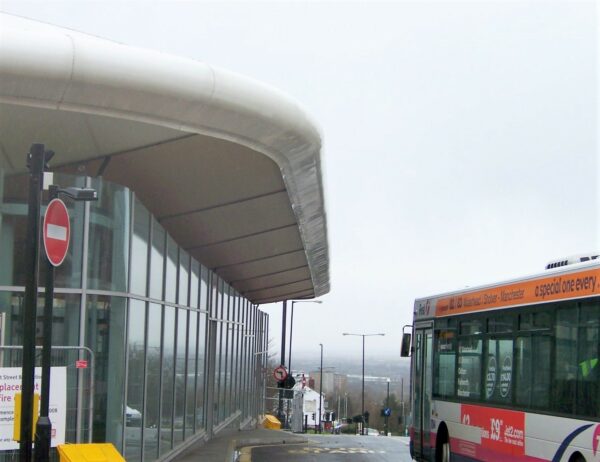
[263,414,281,430]
[57,443,126,462]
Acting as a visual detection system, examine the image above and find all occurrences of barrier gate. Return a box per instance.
[0,345,95,455]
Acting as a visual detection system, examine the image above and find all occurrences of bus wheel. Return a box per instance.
[569,453,585,462]
[435,424,450,462]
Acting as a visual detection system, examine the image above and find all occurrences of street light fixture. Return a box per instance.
[342,332,385,435]
[289,300,322,374]
[318,343,323,434]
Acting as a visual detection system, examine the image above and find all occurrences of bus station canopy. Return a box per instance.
[0,14,330,304]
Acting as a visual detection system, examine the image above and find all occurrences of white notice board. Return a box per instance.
[0,367,67,450]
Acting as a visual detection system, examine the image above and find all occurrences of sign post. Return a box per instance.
[19,145,96,461]
[20,144,47,462]
[35,186,68,462]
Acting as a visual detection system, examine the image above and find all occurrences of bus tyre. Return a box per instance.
[569,454,585,462]
[435,425,450,462]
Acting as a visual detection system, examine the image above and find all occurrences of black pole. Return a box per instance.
[384,380,390,436]
[318,343,323,434]
[34,185,57,461]
[361,335,365,435]
[288,302,294,374]
[277,301,287,423]
[20,144,46,462]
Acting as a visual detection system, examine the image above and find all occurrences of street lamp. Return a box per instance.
[289,300,322,375]
[342,332,385,435]
[318,343,323,434]
[384,378,390,436]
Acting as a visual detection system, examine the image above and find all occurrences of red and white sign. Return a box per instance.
[75,360,88,369]
[273,365,288,382]
[43,199,70,267]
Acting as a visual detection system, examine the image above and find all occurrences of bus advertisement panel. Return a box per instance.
[406,259,600,462]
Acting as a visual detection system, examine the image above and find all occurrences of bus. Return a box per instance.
[401,255,600,462]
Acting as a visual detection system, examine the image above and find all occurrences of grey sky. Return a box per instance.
[1,1,597,361]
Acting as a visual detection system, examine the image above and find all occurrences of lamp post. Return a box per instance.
[318,343,323,434]
[344,393,348,420]
[289,300,322,375]
[342,332,385,435]
[384,378,390,436]
[277,300,287,424]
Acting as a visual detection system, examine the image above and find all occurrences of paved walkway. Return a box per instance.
[175,427,307,462]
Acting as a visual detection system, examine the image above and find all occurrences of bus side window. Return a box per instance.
[457,337,482,400]
[516,335,550,409]
[484,338,512,404]
[554,305,578,414]
[434,329,456,398]
[576,302,599,416]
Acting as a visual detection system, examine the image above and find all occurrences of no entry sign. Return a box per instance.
[43,198,70,267]
[273,365,288,382]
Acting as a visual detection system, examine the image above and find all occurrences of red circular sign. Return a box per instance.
[43,198,70,267]
[273,366,288,382]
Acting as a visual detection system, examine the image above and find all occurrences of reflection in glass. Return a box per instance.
[125,299,146,461]
[190,261,199,309]
[145,303,162,461]
[196,311,207,429]
[88,178,130,291]
[186,310,198,437]
[161,306,175,455]
[131,199,149,296]
[174,309,187,444]
[200,266,209,311]
[229,296,237,414]
[86,295,126,451]
[222,288,231,419]
[178,251,189,306]
[150,220,165,300]
[165,236,177,303]
[215,278,224,424]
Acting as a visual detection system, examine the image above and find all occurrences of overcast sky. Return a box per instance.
[1,1,597,362]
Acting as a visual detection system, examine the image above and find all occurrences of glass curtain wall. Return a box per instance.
[0,170,267,462]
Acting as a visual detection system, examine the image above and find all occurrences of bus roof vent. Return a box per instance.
[545,253,600,270]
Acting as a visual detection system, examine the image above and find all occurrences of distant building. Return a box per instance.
[294,386,326,429]
[310,370,347,397]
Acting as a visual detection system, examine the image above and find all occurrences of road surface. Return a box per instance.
[240,434,412,462]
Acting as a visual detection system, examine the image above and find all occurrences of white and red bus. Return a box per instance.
[402,255,600,462]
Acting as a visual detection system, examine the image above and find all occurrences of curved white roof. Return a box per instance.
[0,13,329,302]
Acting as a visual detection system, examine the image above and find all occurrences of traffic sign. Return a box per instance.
[273,365,288,382]
[43,199,70,267]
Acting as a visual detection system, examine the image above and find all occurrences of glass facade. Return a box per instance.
[0,170,268,461]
